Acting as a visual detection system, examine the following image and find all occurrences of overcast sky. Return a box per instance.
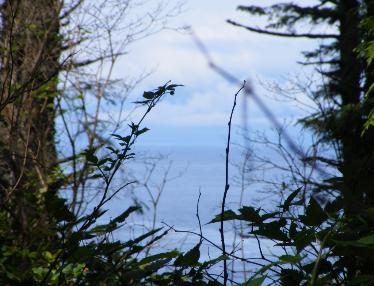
[110,0,320,149]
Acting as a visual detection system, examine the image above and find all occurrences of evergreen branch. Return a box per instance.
[227,20,338,39]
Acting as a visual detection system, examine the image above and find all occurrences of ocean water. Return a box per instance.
[98,144,277,280]
[109,145,246,230]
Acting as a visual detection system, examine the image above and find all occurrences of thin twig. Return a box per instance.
[220,82,245,285]
[196,190,203,245]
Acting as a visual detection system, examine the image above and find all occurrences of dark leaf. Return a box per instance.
[253,219,288,241]
[280,269,304,286]
[135,127,150,136]
[136,250,180,266]
[174,243,201,267]
[208,210,239,223]
[280,188,302,211]
[239,206,262,223]
[299,197,327,226]
[111,206,141,225]
[143,91,155,99]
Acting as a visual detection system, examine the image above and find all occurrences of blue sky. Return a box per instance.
[108,0,319,149]
[94,0,327,258]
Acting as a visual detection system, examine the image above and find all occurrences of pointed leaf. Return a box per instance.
[174,243,201,266]
[209,210,239,223]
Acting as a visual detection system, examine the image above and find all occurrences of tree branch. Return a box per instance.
[227,20,338,39]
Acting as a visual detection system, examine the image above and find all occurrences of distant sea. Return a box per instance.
[101,145,275,271]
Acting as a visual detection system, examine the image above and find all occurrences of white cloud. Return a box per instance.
[107,0,318,130]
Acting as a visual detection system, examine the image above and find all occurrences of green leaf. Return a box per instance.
[136,250,179,266]
[357,234,374,245]
[91,224,115,234]
[279,254,303,264]
[362,106,374,135]
[199,255,228,268]
[241,276,266,286]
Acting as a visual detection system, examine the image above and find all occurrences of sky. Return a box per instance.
[85,0,326,263]
[107,0,319,149]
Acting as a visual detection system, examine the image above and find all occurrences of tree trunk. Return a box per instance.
[0,0,62,247]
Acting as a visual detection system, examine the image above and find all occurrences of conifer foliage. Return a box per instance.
[222,0,374,284]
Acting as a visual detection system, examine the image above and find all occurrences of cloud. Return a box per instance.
[107,0,317,130]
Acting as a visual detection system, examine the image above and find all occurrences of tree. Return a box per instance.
[0,0,64,252]
[222,0,374,284]
[0,1,222,284]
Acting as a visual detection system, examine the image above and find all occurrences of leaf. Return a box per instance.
[133,99,151,105]
[241,276,266,286]
[281,188,301,211]
[111,206,141,225]
[239,206,262,223]
[123,228,163,247]
[143,91,155,99]
[299,197,327,226]
[106,146,118,154]
[280,269,304,286]
[302,259,332,274]
[135,127,150,136]
[166,84,183,90]
[84,149,98,164]
[136,250,179,266]
[91,224,115,234]
[174,243,201,266]
[279,254,303,264]
[199,255,228,268]
[362,105,374,135]
[253,219,288,241]
[357,234,374,245]
[111,133,123,140]
[143,258,173,273]
[208,210,239,223]
[294,228,315,253]
[261,211,281,221]
[289,222,298,239]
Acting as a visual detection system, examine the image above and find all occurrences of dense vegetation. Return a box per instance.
[0,0,373,285]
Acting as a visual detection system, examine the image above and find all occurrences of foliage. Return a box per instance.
[0,1,222,285]
[223,1,374,285]
[1,0,374,285]
[360,15,374,134]
[0,83,225,285]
